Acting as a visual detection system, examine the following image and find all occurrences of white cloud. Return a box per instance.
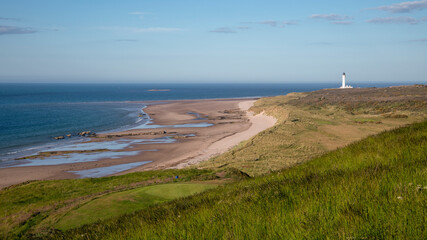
[373,0,427,13]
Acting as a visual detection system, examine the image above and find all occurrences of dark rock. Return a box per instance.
[78,131,95,137]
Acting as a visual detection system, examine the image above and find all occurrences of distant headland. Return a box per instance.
[147,89,171,92]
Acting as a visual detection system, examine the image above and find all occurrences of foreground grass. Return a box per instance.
[0,168,246,238]
[48,121,426,239]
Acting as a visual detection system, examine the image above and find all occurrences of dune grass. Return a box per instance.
[55,183,217,231]
[198,93,425,176]
[47,120,426,240]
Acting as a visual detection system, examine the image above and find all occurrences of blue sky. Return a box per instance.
[0,0,426,83]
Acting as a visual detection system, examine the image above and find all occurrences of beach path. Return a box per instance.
[172,100,277,168]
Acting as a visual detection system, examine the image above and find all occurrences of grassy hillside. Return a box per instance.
[198,85,427,176]
[48,120,426,239]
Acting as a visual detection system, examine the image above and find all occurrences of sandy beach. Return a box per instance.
[0,98,276,189]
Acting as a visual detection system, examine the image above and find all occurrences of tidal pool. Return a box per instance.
[69,161,151,178]
[48,137,175,152]
[10,151,141,167]
[132,122,213,130]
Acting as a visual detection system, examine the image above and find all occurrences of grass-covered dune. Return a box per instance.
[48,120,426,240]
[198,85,426,176]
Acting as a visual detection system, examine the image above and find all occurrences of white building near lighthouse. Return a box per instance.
[340,72,353,89]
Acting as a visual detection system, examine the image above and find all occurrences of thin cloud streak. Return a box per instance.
[332,21,353,25]
[367,16,426,24]
[310,14,353,21]
[0,25,37,35]
[129,12,151,15]
[243,20,297,27]
[99,26,184,33]
[259,20,278,27]
[210,27,236,33]
[373,0,427,13]
[308,41,334,45]
[0,17,20,21]
[409,38,427,41]
[116,39,139,42]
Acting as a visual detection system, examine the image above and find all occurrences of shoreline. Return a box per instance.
[0,98,277,189]
[0,96,272,162]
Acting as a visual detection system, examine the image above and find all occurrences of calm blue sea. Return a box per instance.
[0,82,402,161]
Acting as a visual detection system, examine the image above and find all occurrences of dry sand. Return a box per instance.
[0,98,277,189]
[172,100,276,169]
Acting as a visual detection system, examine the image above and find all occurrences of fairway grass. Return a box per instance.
[55,183,217,230]
[0,169,232,238]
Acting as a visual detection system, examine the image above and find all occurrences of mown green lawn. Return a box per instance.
[55,183,217,230]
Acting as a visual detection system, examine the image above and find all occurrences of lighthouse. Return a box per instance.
[339,72,353,89]
[341,72,346,88]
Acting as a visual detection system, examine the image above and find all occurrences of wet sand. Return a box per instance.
[0,98,277,189]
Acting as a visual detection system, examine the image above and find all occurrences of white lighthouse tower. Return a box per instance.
[341,72,346,88]
[340,72,353,89]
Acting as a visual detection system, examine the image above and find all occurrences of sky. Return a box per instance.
[0,0,426,84]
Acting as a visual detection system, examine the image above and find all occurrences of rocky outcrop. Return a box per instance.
[101,131,169,138]
[78,131,96,137]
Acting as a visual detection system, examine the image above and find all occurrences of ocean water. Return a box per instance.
[0,82,400,161]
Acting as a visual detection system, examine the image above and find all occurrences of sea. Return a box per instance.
[0,82,404,162]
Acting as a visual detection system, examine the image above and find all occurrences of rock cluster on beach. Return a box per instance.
[54,131,96,140]
[101,131,169,139]
[78,131,96,137]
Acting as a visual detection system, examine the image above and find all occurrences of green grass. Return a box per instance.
[0,168,244,238]
[55,183,217,230]
[46,120,426,240]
